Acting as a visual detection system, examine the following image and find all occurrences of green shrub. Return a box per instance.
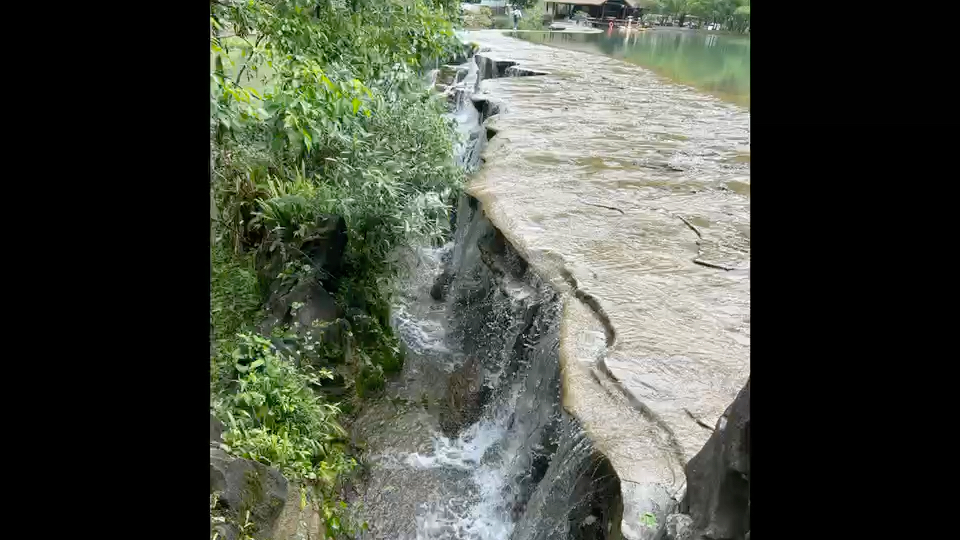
[210,2,468,535]
[212,333,362,537]
[211,245,261,352]
[518,2,547,30]
[211,2,464,393]
[463,6,493,28]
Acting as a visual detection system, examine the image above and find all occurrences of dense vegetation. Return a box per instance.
[517,2,547,30]
[463,6,494,29]
[649,0,751,33]
[210,1,468,537]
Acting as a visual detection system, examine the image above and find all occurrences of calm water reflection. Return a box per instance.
[518,29,750,107]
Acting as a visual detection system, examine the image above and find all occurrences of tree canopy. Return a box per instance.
[650,0,751,33]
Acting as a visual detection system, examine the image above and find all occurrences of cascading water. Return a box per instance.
[349,52,626,540]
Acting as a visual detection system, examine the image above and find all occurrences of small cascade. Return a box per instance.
[449,59,485,172]
[353,48,627,540]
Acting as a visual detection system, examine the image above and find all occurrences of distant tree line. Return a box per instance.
[648,0,750,33]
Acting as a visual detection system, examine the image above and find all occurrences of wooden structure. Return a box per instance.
[545,0,643,21]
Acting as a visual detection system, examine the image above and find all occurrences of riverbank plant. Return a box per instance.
[518,1,547,30]
[210,0,467,537]
[464,6,494,29]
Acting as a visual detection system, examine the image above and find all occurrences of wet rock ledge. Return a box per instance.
[459,42,750,540]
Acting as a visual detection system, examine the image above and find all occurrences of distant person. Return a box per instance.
[512,7,522,30]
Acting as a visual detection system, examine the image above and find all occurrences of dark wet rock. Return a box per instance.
[474,54,517,79]
[254,214,346,337]
[259,276,339,337]
[510,418,623,540]
[430,269,454,301]
[256,214,346,293]
[438,356,485,437]
[211,521,239,540]
[210,413,224,446]
[298,215,348,281]
[680,378,750,540]
[430,250,455,301]
[210,448,289,539]
[664,513,694,540]
[470,95,501,121]
[504,65,549,77]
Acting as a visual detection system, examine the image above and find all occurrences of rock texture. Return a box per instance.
[677,378,750,540]
[504,65,549,77]
[459,32,750,539]
[255,214,346,334]
[429,249,455,301]
[210,448,289,539]
[260,278,339,336]
[211,413,224,446]
[438,356,486,437]
[664,513,693,540]
[272,481,324,540]
[474,54,517,79]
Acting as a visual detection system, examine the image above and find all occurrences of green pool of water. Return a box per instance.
[518,29,749,107]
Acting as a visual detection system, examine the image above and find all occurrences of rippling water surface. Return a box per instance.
[517,28,750,106]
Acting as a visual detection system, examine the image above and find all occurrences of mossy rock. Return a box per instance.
[210,448,289,538]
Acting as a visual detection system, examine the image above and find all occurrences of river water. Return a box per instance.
[517,28,750,107]
[349,30,750,540]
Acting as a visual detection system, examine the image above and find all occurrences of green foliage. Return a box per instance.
[211,245,261,352]
[655,0,751,33]
[511,0,540,9]
[517,2,546,30]
[210,0,464,386]
[210,3,468,535]
[211,493,259,540]
[463,6,493,29]
[213,334,349,481]
[640,511,658,527]
[212,333,363,537]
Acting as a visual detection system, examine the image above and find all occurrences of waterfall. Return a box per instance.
[356,50,633,540]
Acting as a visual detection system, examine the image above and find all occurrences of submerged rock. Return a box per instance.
[210,448,289,539]
[679,378,750,540]
[438,356,485,437]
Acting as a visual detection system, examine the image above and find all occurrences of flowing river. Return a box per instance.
[348,30,750,540]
